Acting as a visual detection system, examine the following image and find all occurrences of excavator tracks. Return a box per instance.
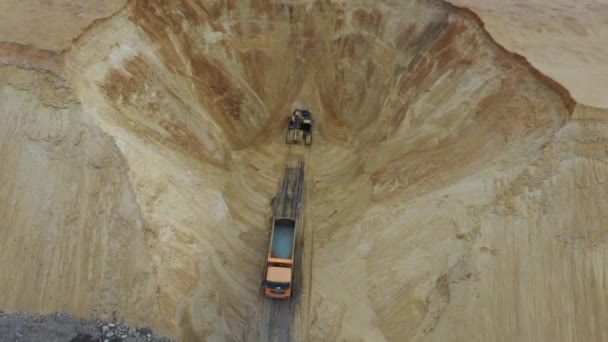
[275,158,304,220]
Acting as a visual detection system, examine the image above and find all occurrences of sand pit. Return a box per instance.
[1,1,607,341]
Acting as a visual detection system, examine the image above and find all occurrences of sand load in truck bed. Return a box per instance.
[270,219,296,259]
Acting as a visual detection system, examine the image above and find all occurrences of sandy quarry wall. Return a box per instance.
[428,104,608,341]
[0,0,606,341]
[0,66,159,325]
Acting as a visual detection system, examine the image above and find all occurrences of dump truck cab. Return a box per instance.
[265,262,293,298]
[264,217,297,299]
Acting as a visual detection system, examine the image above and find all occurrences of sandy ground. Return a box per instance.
[0,0,125,52]
[449,0,608,109]
[0,0,607,341]
[428,104,608,341]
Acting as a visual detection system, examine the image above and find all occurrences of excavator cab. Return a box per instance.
[300,110,313,145]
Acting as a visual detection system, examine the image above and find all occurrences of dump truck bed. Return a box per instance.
[270,220,296,259]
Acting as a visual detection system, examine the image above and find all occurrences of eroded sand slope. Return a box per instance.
[428,105,608,341]
[0,0,606,341]
[0,66,159,324]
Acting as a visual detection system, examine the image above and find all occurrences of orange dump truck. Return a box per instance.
[264,217,297,299]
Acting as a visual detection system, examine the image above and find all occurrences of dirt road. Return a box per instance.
[257,293,295,341]
[255,157,305,341]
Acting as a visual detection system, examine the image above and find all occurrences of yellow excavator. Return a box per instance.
[286,109,312,145]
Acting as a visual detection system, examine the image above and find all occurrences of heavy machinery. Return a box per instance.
[263,159,304,299]
[301,110,312,145]
[286,110,300,144]
[264,217,297,298]
[285,109,313,146]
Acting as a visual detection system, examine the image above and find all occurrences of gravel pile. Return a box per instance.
[0,311,174,342]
